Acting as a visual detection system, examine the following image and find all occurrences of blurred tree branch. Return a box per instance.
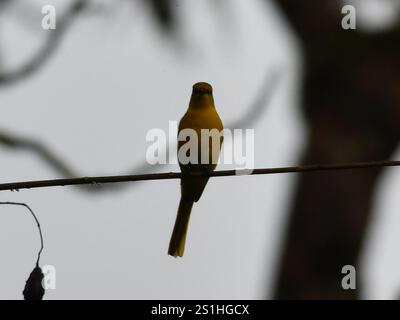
[0,130,77,177]
[0,0,88,86]
[0,0,177,88]
[140,0,176,32]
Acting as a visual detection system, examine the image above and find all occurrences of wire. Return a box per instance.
[0,160,399,192]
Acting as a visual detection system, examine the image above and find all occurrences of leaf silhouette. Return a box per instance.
[23,265,45,300]
[0,202,45,300]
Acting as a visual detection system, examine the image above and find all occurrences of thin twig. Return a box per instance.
[0,160,399,192]
[0,202,44,266]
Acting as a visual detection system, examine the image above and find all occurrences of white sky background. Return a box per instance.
[0,0,399,299]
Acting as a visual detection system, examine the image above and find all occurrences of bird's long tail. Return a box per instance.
[168,197,194,257]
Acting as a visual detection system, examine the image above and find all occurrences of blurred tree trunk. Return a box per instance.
[271,0,400,298]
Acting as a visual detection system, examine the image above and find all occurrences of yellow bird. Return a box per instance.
[168,82,224,257]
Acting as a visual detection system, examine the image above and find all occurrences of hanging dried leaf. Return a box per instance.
[23,265,45,300]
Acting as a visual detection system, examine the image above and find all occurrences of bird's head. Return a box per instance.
[192,82,213,95]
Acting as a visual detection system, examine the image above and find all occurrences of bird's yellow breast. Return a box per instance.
[178,100,223,174]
